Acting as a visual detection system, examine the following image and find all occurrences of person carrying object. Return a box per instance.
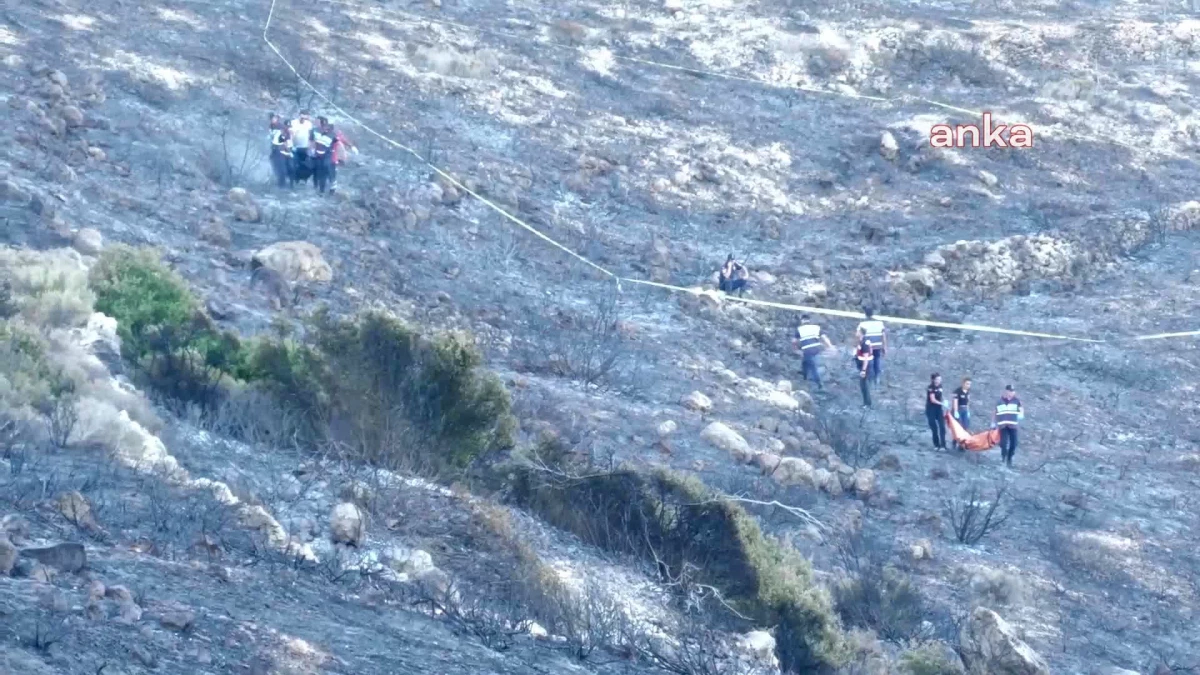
[925,372,948,451]
[310,122,337,194]
[268,114,293,189]
[288,110,314,184]
[718,254,749,296]
[992,384,1024,467]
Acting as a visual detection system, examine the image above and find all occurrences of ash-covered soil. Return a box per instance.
[2,0,1199,671]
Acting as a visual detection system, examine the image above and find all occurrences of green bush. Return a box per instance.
[90,246,244,407]
[245,309,514,471]
[88,247,514,474]
[508,465,846,672]
[899,643,965,675]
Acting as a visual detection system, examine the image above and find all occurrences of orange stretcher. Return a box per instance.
[945,411,999,452]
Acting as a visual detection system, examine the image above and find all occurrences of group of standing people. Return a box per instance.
[925,375,1023,465]
[268,110,356,194]
[793,310,1025,466]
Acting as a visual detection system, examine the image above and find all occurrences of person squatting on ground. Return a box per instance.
[993,384,1023,466]
[268,113,293,188]
[718,255,749,296]
[856,308,887,384]
[792,314,834,390]
[925,373,948,450]
[853,336,873,407]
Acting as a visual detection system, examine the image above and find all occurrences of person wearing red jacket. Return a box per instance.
[319,117,356,193]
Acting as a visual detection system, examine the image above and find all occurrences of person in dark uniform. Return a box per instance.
[853,337,873,407]
[952,378,972,430]
[993,385,1023,467]
[856,308,887,384]
[310,122,337,194]
[268,114,293,188]
[925,373,947,450]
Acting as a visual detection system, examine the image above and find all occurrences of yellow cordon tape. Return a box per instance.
[263,0,1197,345]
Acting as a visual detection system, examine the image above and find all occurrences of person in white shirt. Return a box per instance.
[855,307,887,384]
[288,110,314,184]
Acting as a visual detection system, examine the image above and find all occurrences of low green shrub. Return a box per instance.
[243,309,514,471]
[88,246,514,473]
[899,643,965,675]
[507,464,846,672]
[90,246,244,407]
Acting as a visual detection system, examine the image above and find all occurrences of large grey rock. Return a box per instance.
[20,542,86,573]
[0,537,17,576]
[330,502,366,547]
[960,607,1050,675]
[700,422,751,463]
[251,241,333,283]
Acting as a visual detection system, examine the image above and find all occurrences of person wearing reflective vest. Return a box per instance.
[268,114,293,189]
[856,308,887,384]
[310,123,337,194]
[853,337,873,407]
[792,315,833,390]
[992,385,1023,466]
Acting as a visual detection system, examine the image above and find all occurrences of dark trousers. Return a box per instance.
[292,148,310,184]
[926,407,947,449]
[270,152,291,187]
[801,353,821,389]
[1000,427,1019,464]
[855,361,871,406]
[719,278,747,296]
[327,160,338,190]
[869,348,883,382]
[313,156,333,193]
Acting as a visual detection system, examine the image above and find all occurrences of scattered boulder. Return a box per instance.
[414,566,453,596]
[20,542,86,573]
[71,228,104,256]
[978,170,999,188]
[339,480,375,509]
[154,603,197,631]
[656,420,678,437]
[774,457,815,487]
[959,607,1050,675]
[910,539,933,560]
[874,453,902,471]
[59,105,85,128]
[383,547,435,576]
[1,514,30,545]
[753,451,782,474]
[252,241,333,283]
[700,422,752,463]
[880,131,899,160]
[199,218,232,247]
[851,469,876,496]
[739,630,777,667]
[57,490,101,533]
[680,391,713,413]
[0,537,16,576]
[330,502,367,546]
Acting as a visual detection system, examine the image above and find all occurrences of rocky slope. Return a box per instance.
[2,0,1199,672]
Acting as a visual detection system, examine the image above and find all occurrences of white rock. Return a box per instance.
[700,422,752,463]
[330,502,366,546]
[681,391,713,413]
[880,131,899,160]
[770,457,812,487]
[252,241,333,283]
[740,630,776,661]
[960,607,1050,675]
[657,420,678,437]
[978,170,999,187]
[72,228,104,256]
[383,547,434,576]
[851,468,876,496]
